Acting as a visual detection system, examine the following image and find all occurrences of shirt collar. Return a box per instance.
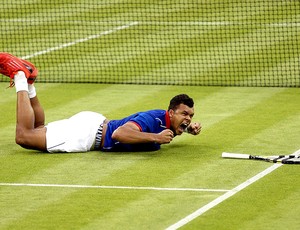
[165,110,171,129]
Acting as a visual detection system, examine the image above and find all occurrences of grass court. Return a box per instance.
[0,1,300,229]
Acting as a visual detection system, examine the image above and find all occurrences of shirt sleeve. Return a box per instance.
[129,112,156,133]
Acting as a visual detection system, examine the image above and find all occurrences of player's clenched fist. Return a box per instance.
[186,122,202,135]
[156,129,174,144]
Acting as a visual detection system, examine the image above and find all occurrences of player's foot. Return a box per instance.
[21,59,38,84]
[0,52,38,86]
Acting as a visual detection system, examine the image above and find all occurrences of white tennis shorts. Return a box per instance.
[46,111,106,153]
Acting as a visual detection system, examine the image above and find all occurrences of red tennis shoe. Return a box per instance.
[21,58,38,84]
[0,52,38,86]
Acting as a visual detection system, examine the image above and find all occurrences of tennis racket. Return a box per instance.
[222,149,300,164]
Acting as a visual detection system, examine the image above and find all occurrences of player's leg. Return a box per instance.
[0,53,46,150]
[29,86,45,128]
[14,72,47,151]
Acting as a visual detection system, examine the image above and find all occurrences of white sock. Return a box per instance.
[28,84,37,98]
[14,71,28,93]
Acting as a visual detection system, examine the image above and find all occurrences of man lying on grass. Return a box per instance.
[0,52,202,153]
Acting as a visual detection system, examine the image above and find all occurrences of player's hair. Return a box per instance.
[168,94,194,111]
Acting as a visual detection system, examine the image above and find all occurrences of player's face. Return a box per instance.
[169,103,194,135]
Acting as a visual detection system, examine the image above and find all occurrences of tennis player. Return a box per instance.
[0,52,202,152]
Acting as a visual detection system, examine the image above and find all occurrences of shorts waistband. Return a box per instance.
[94,123,104,150]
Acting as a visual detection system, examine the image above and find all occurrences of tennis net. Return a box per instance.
[1,0,299,87]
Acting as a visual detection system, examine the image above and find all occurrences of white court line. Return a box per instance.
[21,21,139,60]
[0,182,229,193]
[166,163,282,230]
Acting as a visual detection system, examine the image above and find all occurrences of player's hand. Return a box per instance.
[156,129,174,144]
[186,122,202,135]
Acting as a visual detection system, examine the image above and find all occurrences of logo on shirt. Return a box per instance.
[156,118,166,128]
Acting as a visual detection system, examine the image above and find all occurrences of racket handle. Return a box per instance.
[222,152,250,159]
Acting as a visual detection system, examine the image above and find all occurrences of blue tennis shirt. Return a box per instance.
[102,109,171,152]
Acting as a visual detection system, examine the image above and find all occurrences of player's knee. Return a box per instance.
[15,127,28,147]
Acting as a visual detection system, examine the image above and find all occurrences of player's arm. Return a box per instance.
[186,122,202,135]
[112,122,174,144]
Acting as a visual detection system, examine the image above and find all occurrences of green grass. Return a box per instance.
[1,0,300,229]
[0,83,300,229]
